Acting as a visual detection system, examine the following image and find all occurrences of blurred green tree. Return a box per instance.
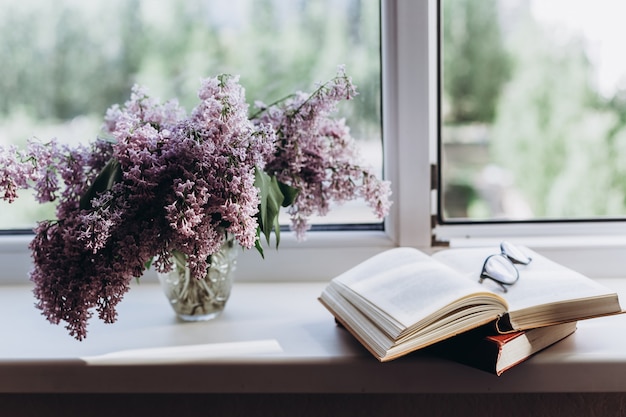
[0,0,381,228]
[491,16,626,217]
[442,0,510,124]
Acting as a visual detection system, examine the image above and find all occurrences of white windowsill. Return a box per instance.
[0,231,396,284]
[2,278,626,394]
[5,231,626,285]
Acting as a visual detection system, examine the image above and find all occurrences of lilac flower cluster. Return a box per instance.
[0,68,391,340]
[253,67,392,239]
[0,139,95,205]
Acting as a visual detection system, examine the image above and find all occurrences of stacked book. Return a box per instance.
[319,245,623,375]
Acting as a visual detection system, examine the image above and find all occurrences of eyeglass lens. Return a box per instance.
[482,254,519,285]
[500,241,532,265]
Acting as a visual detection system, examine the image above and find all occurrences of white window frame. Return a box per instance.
[1,0,624,284]
[432,0,626,277]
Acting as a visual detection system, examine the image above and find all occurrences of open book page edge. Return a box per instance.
[330,247,508,331]
[331,279,507,340]
[321,284,399,351]
[499,296,625,332]
[396,293,507,342]
[330,280,404,337]
[319,288,506,362]
[318,292,393,359]
[383,313,502,362]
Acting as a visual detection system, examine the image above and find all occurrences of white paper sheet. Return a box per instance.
[81,339,283,365]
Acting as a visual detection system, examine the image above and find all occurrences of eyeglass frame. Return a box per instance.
[479,242,532,293]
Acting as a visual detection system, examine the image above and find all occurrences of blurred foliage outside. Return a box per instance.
[0,0,381,229]
[441,0,626,221]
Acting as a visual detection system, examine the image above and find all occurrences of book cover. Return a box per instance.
[424,321,577,375]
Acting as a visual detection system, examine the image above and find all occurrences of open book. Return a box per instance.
[319,245,623,362]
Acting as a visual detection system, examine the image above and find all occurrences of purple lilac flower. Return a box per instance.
[0,68,390,340]
[253,67,392,239]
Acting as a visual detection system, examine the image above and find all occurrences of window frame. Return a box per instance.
[1,0,624,285]
[432,0,626,277]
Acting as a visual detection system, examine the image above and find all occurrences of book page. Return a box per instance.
[332,247,505,328]
[432,245,618,313]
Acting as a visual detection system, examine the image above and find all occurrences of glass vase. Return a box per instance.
[157,237,237,321]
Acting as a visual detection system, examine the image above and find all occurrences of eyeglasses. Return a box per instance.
[479,241,532,293]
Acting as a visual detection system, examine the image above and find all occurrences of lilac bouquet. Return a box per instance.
[0,68,391,340]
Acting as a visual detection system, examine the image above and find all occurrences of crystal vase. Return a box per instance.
[157,237,237,321]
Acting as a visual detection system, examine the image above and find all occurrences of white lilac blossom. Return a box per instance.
[0,69,391,340]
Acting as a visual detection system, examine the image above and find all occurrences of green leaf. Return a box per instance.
[144,257,154,270]
[254,168,299,250]
[254,167,285,247]
[278,181,299,208]
[254,226,265,259]
[79,158,122,210]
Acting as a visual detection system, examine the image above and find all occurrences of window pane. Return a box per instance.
[0,0,382,230]
[440,0,626,222]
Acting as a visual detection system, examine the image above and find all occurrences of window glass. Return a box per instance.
[440,0,626,222]
[0,0,382,230]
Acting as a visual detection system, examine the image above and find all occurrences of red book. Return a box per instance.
[425,321,577,376]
